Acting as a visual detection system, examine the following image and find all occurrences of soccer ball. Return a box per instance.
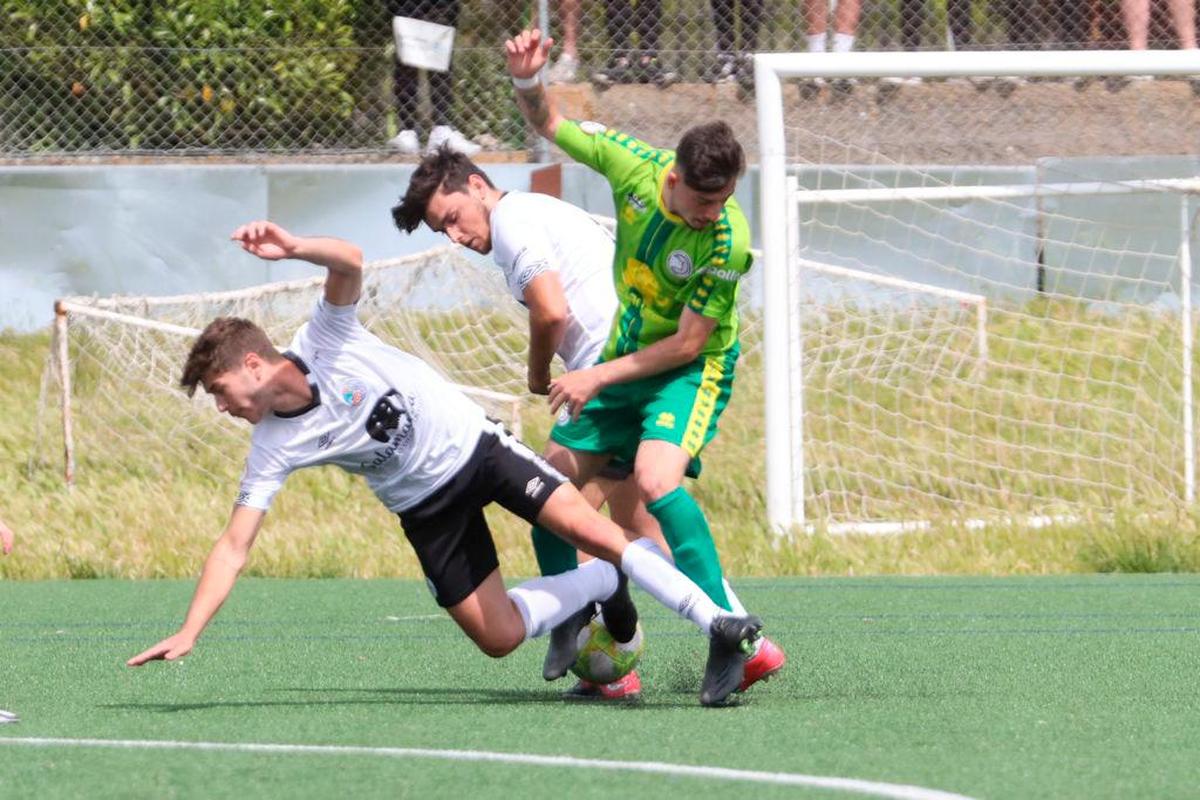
[570,616,644,684]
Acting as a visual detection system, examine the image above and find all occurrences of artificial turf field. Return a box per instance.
[1,576,1198,799]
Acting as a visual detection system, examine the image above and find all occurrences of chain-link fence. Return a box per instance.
[0,1,1193,158]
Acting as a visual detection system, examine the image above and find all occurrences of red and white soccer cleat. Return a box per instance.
[563,669,642,703]
[739,636,786,692]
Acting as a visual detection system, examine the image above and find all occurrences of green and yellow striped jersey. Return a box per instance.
[554,120,753,361]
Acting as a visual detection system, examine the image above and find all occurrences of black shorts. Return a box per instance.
[398,424,567,608]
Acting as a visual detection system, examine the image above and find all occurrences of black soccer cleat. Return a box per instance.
[543,602,597,681]
[700,614,763,707]
[598,571,639,644]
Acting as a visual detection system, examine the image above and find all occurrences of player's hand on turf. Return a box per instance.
[0,518,12,555]
[549,368,602,421]
[231,220,299,262]
[127,632,196,667]
[505,28,553,80]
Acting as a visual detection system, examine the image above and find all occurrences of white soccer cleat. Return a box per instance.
[0,709,19,724]
[426,125,481,156]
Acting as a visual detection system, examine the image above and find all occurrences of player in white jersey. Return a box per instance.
[392,149,761,701]
[125,220,766,707]
[393,148,670,699]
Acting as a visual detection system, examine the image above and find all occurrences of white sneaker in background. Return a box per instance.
[387,129,420,154]
[547,54,578,84]
[426,125,482,156]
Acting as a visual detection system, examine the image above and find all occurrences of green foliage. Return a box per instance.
[0,0,370,152]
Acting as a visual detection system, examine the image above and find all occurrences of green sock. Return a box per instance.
[531,524,578,576]
[646,487,732,611]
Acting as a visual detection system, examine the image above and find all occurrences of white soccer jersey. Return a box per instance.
[489,191,618,371]
[236,298,486,514]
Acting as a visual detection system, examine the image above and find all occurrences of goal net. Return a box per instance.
[38,247,534,486]
[755,49,1200,534]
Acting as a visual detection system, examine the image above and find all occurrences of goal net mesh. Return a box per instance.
[776,71,1198,527]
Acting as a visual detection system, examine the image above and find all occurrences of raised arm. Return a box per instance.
[505,28,565,140]
[231,220,363,306]
[126,505,265,666]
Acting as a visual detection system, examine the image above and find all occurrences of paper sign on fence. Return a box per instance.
[392,16,455,72]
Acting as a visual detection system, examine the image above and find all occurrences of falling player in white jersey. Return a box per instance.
[125,220,766,707]
[392,148,776,702]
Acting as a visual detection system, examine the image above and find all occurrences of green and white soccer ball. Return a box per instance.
[570,616,644,684]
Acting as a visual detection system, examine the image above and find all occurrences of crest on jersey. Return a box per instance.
[340,379,367,407]
[667,249,694,279]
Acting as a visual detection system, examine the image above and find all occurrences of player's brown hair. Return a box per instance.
[180,317,282,397]
[391,145,496,234]
[675,121,746,193]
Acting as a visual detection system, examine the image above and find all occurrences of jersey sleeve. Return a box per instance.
[491,204,556,302]
[235,438,291,511]
[686,207,754,321]
[293,297,365,352]
[554,120,667,191]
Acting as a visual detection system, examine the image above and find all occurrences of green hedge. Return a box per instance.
[0,0,371,152]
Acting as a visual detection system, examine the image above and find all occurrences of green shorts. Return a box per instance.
[551,345,739,474]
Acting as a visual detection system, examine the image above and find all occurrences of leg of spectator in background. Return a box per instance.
[631,0,676,86]
[1050,0,1091,48]
[708,0,739,82]
[1168,0,1198,49]
[947,0,972,50]
[804,0,828,52]
[548,0,581,83]
[741,0,765,53]
[899,0,926,50]
[832,0,859,50]
[423,0,479,156]
[594,0,633,86]
[828,0,859,96]
[800,0,828,98]
[735,0,766,90]
[389,58,422,154]
[1121,0,1149,48]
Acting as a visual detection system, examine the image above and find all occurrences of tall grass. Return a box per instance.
[3,293,1199,580]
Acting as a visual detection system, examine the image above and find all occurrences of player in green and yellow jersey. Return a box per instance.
[505,28,785,699]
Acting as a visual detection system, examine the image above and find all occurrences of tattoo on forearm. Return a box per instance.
[517,87,550,132]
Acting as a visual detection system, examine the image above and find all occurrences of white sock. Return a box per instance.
[832,32,855,53]
[625,538,749,617]
[507,558,618,640]
[806,33,827,53]
[620,537,721,634]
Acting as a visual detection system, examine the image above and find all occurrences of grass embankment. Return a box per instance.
[4,296,1200,579]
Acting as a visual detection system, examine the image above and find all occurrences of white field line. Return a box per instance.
[0,737,977,800]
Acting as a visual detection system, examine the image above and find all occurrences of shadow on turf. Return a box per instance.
[100,686,702,713]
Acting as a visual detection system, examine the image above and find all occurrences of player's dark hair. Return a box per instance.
[391,145,495,234]
[675,121,746,192]
[180,317,282,397]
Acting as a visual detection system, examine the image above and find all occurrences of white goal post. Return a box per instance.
[755,49,1200,535]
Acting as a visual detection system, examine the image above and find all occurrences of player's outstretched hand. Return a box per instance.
[0,517,13,555]
[505,28,553,80]
[127,632,196,667]
[231,220,299,262]
[549,367,602,422]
